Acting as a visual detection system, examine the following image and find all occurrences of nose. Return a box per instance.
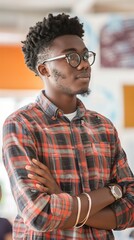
[77,58,91,71]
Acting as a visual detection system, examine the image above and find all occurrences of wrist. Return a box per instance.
[107,184,122,200]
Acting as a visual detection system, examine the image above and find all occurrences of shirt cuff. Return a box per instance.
[111,198,133,230]
[51,193,73,228]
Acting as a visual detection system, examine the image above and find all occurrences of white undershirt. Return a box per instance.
[64,110,77,121]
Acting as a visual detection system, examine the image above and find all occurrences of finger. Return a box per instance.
[32,159,50,173]
[28,174,47,186]
[26,165,49,179]
[26,162,56,186]
[26,165,53,183]
[36,184,49,193]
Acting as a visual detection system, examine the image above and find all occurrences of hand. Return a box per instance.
[25,159,62,195]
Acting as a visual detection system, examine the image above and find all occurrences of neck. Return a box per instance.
[45,90,77,114]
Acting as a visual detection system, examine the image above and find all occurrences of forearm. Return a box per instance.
[86,206,116,230]
[62,187,116,229]
[25,159,118,230]
[87,187,115,217]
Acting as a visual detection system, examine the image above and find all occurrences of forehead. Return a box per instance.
[50,35,86,54]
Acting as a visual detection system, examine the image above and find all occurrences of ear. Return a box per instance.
[38,64,50,77]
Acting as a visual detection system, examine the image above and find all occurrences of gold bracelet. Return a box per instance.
[73,196,81,228]
[75,192,92,228]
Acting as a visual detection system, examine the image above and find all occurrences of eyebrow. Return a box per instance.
[62,47,88,53]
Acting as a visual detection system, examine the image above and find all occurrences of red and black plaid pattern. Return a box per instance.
[2,90,134,239]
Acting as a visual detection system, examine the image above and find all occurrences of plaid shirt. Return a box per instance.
[3,90,134,240]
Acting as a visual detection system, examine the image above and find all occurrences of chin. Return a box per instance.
[78,88,91,97]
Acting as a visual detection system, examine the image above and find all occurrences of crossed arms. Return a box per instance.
[3,119,134,232]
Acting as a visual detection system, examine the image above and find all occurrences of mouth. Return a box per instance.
[75,75,90,80]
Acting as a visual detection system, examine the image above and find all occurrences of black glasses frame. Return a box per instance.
[43,51,96,68]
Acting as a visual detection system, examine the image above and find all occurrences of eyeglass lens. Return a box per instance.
[67,52,95,67]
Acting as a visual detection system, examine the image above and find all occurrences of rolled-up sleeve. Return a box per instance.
[110,128,134,230]
[2,118,73,232]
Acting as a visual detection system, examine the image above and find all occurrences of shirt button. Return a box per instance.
[30,189,38,193]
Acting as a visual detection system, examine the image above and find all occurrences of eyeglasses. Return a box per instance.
[43,51,96,68]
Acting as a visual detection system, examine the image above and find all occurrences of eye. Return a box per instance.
[83,51,89,61]
[68,52,78,61]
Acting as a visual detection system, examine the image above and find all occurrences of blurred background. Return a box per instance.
[0,0,134,239]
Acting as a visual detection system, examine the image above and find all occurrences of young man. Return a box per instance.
[2,13,134,239]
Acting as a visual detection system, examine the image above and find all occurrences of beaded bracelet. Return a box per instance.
[73,196,81,228]
[75,192,92,228]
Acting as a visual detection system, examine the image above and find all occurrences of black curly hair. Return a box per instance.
[21,13,84,76]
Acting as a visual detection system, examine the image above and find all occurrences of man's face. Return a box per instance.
[42,35,91,96]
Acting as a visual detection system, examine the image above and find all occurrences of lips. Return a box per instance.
[75,74,90,79]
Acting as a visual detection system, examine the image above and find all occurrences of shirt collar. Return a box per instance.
[36,90,87,120]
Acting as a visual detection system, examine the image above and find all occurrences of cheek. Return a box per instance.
[52,67,74,82]
[52,69,66,80]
